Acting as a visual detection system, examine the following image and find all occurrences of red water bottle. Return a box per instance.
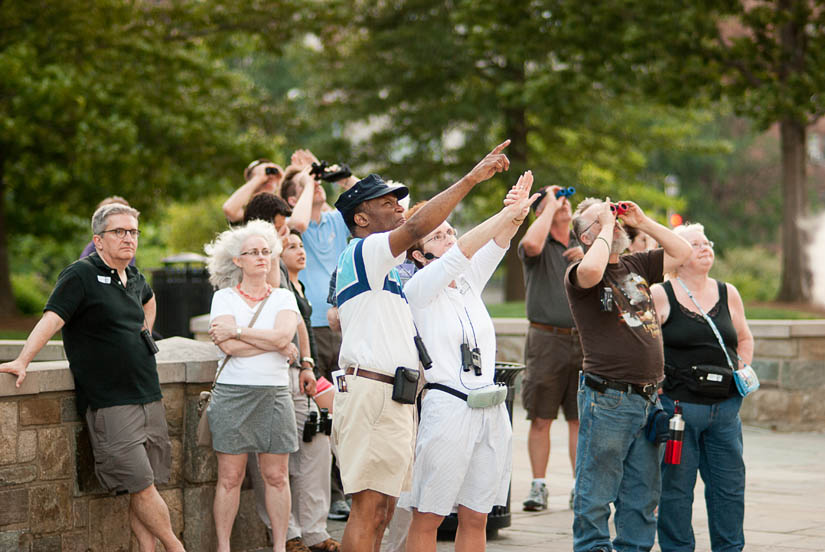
[664,401,684,465]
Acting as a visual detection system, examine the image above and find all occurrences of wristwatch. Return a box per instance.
[236,327,242,339]
[300,357,315,368]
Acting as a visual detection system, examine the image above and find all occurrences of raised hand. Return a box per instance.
[617,201,646,228]
[503,171,541,220]
[291,149,319,170]
[467,140,511,183]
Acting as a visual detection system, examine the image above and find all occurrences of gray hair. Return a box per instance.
[91,203,140,235]
[571,197,605,241]
[673,222,705,237]
[204,219,282,289]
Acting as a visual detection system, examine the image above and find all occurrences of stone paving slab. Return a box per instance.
[266,400,825,552]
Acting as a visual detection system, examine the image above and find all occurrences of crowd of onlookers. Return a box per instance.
[1,142,754,552]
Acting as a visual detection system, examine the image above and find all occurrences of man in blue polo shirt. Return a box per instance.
[1,204,184,552]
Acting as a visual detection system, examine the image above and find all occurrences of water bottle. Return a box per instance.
[664,401,684,465]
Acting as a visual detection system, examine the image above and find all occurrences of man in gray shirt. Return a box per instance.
[518,186,583,512]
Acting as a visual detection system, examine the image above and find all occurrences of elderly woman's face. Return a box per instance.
[235,235,272,277]
[682,229,714,272]
[419,221,457,264]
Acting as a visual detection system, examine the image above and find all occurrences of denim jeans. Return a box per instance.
[573,374,662,552]
[657,394,745,552]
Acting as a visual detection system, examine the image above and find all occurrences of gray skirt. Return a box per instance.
[207,383,298,455]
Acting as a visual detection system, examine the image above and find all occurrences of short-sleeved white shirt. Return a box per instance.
[404,240,508,389]
[335,232,418,376]
[209,287,300,386]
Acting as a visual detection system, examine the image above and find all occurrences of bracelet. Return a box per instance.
[299,363,314,371]
[512,217,526,225]
[300,357,315,368]
[236,327,242,339]
[596,236,611,250]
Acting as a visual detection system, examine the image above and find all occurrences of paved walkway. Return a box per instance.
[317,400,825,551]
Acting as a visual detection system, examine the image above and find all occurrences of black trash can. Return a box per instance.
[150,253,214,338]
[437,361,526,539]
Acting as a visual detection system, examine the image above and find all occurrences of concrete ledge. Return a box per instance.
[0,337,219,397]
[0,341,65,363]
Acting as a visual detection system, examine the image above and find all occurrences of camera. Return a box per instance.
[310,161,352,183]
[460,343,483,376]
[265,167,279,176]
[600,287,614,312]
[141,328,159,355]
[302,408,332,442]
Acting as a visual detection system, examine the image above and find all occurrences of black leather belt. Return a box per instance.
[584,373,659,401]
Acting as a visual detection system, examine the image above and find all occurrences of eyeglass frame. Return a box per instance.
[690,240,714,249]
[422,227,457,245]
[239,248,273,257]
[98,228,140,239]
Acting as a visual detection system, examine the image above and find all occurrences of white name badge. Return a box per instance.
[97,275,111,284]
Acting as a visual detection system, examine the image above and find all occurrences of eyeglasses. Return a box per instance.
[99,228,140,239]
[422,228,457,245]
[239,248,272,257]
[690,240,714,249]
[579,218,600,237]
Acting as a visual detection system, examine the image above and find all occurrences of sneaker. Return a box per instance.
[286,537,312,552]
[569,488,575,510]
[522,481,548,511]
[328,498,351,521]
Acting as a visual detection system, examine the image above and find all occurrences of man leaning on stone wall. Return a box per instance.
[0,203,185,552]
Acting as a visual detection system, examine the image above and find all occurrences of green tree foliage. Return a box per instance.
[562,0,825,302]
[161,195,231,255]
[0,0,304,313]
[289,0,721,299]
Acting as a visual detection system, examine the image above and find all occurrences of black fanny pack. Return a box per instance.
[671,363,732,398]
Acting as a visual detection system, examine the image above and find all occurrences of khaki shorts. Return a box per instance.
[331,373,415,497]
[85,401,172,494]
[522,326,583,421]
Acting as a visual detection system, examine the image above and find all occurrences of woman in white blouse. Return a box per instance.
[205,219,301,552]
[402,173,537,552]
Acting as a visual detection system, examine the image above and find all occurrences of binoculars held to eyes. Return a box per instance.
[610,202,629,216]
[265,167,279,176]
[554,187,576,198]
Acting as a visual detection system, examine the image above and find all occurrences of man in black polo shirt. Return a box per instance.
[1,204,185,552]
[519,185,583,512]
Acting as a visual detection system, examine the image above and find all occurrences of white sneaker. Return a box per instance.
[523,481,548,511]
[328,499,350,520]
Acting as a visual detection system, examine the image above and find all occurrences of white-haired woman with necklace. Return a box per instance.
[205,219,302,552]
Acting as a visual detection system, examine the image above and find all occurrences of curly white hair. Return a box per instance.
[204,219,282,289]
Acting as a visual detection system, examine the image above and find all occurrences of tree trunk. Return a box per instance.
[0,151,19,315]
[503,104,528,302]
[777,119,812,302]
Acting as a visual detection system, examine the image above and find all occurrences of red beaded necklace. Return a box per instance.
[236,283,272,302]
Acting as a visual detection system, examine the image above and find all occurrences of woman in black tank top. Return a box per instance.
[650,223,754,552]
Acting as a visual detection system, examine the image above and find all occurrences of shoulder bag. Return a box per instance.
[676,278,760,397]
[196,293,272,447]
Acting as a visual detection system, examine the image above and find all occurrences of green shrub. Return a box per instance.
[160,195,230,256]
[12,273,52,315]
[711,246,780,302]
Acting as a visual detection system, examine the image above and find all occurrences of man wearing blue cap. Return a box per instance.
[331,141,511,552]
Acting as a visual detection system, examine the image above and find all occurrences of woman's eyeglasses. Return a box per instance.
[690,240,714,250]
[423,228,457,245]
[239,248,272,257]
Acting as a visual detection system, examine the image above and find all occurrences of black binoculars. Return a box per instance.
[302,408,332,442]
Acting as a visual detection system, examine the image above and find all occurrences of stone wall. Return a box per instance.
[493,318,825,431]
[0,337,270,552]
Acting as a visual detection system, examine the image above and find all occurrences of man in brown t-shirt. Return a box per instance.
[564,198,691,552]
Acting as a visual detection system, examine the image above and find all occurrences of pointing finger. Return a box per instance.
[490,139,511,155]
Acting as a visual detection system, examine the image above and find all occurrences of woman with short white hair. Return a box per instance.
[205,219,301,552]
